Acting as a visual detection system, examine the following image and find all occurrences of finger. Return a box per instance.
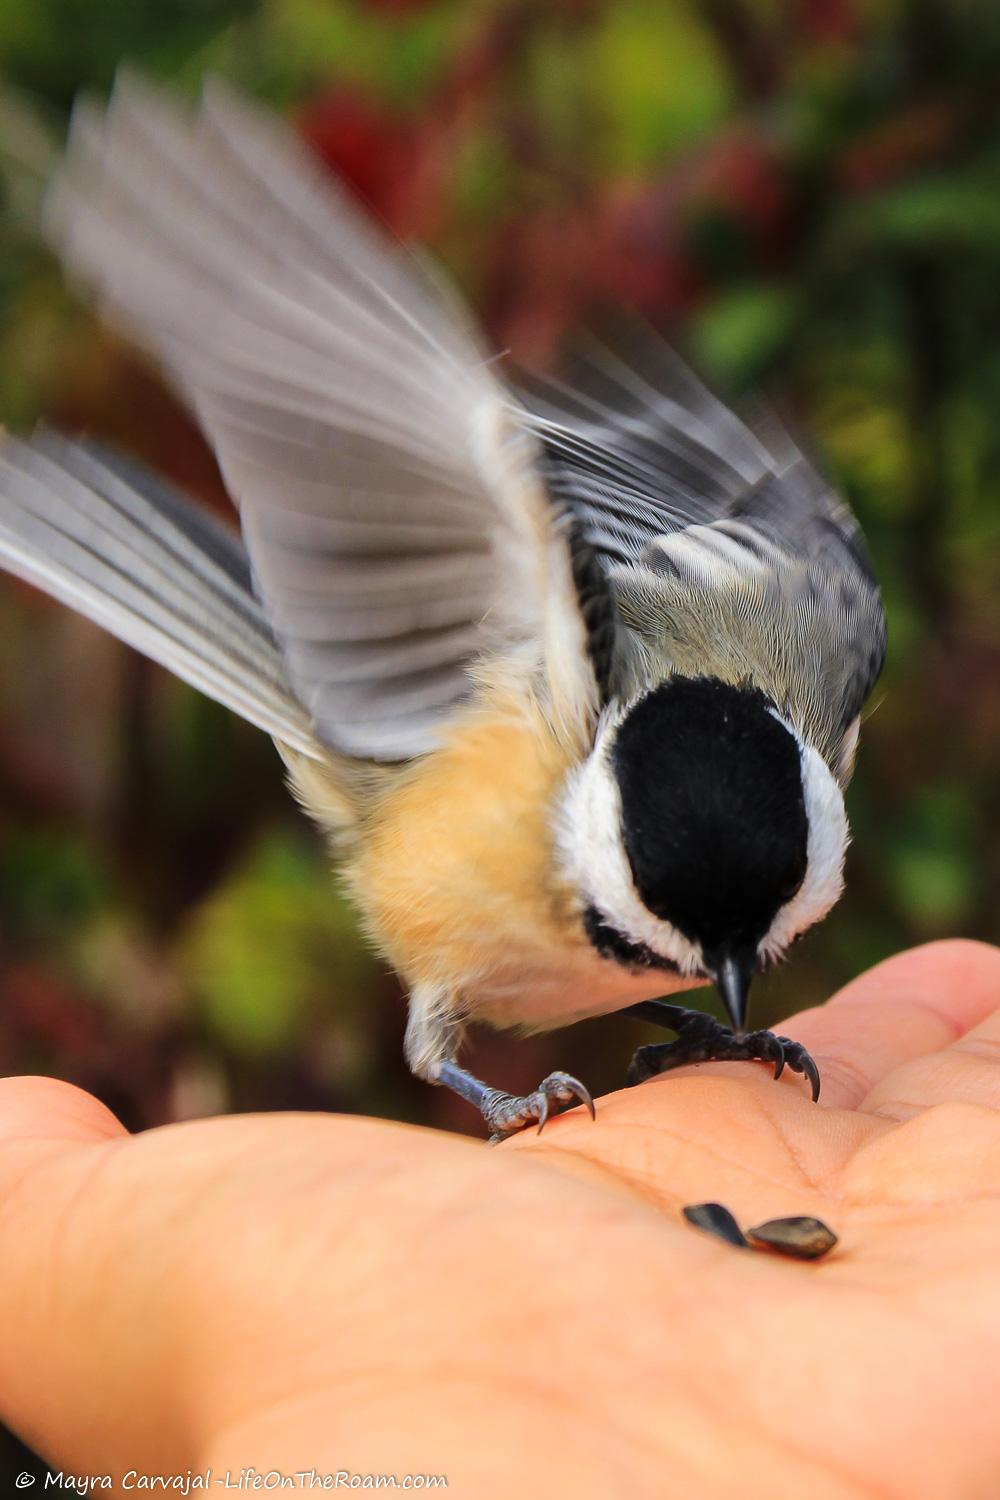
[0,1077,132,1465]
[778,940,1000,1111]
[0,1073,127,1147]
[0,1077,315,1472]
[854,944,1000,1120]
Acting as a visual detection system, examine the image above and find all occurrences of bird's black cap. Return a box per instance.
[611,677,809,1021]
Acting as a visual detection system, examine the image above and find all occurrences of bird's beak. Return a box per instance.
[711,950,754,1035]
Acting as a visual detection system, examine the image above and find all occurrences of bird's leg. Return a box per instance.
[436,1061,595,1142]
[405,986,595,1141]
[623,1000,821,1101]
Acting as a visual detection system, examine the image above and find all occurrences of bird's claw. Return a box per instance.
[483,1071,595,1142]
[626,1019,821,1101]
[769,1035,821,1101]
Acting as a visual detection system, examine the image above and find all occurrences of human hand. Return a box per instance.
[1,940,998,1499]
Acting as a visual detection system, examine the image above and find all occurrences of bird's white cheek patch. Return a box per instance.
[554,735,705,976]
[760,742,848,961]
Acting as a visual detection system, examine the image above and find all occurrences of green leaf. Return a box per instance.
[887,787,976,932]
[178,831,377,1057]
[0,825,111,943]
[587,0,732,173]
[830,169,1000,258]
[692,283,798,385]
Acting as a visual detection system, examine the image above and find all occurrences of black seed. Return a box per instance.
[745,1216,838,1260]
[682,1202,749,1248]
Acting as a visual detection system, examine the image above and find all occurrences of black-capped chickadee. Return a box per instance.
[0,75,886,1137]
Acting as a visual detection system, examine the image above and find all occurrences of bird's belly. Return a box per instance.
[464,948,706,1032]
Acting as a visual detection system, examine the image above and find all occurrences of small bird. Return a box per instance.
[0,75,886,1137]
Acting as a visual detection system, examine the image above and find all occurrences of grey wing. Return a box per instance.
[520,334,886,762]
[0,430,321,757]
[44,73,596,760]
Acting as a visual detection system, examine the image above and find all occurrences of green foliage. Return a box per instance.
[0,825,110,943]
[0,0,256,107]
[693,283,799,384]
[179,832,377,1056]
[587,2,732,171]
[888,785,976,933]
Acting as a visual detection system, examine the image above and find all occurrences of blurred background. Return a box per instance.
[0,0,998,1141]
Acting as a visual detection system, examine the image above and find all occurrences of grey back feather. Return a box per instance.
[522,335,886,770]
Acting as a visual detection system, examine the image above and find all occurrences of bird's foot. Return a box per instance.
[625,1006,820,1101]
[433,1060,596,1141]
[481,1072,595,1142]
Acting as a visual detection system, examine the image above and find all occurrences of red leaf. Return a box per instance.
[297,90,425,230]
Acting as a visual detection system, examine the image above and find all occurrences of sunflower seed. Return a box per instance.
[682,1202,749,1248]
[745,1216,838,1260]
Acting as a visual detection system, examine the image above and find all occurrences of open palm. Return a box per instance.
[0,939,998,1499]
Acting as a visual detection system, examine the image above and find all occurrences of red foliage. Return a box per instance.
[692,132,791,253]
[594,182,706,320]
[794,0,858,47]
[297,89,431,233]
[4,963,103,1053]
[838,101,960,192]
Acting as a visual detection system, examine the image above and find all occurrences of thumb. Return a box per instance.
[0,1074,510,1484]
[0,1077,179,1472]
[0,1075,125,1150]
[0,1076,321,1476]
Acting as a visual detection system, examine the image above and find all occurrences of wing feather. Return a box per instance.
[0,431,321,756]
[39,73,882,775]
[45,73,597,759]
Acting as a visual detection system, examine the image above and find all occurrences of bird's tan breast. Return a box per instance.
[346,699,586,994]
[285,694,589,990]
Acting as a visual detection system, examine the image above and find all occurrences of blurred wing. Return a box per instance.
[521,335,886,736]
[522,334,866,566]
[45,73,597,760]
[0,430,321,757]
